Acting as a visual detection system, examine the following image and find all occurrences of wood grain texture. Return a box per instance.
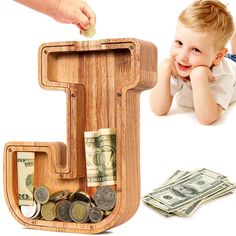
[4,38,157,233]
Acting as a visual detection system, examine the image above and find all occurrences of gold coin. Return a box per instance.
[41,202,56,221]
[81,25,96,38]
[74,191,91,203]
[69,201,90,223]
[103,210,112,216]
[50,190,71,202]
[50,191,64,201]
[89,202,96,208]
[69,188,80,202]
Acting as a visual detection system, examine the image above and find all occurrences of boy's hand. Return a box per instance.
[190,66,215,83]
[159,58,176,78]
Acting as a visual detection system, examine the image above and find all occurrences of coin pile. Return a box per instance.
[143,168,236,217]
[20,185,116,223]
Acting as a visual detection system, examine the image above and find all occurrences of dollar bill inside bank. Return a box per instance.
[17,152,35,206]
[143,168,236,217]
[17,127,116,208]
[84,128,116,187]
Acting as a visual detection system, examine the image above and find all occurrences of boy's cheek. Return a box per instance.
[169,46,177,58]
[190,57,213,69]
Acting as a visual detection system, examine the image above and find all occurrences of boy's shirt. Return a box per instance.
[170,57,236,110]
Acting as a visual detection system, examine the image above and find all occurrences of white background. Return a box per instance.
[1,0,236,235]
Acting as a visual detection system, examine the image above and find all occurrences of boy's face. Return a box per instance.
[170,22,226,78]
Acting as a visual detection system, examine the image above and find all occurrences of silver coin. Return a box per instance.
[34,185,50,204]
[94,186,116,211]
[89,207,103,223]
[30,202,41,219]
[21,201,37,218]
[55,200,72,222]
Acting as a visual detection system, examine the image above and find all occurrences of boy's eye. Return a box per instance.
[175,40,183,46]
[192,48,201,53]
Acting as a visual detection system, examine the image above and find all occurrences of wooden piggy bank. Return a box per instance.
[4,38,157,233]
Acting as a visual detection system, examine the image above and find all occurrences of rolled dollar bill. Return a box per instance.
[84,128,116,187]
[17,152,35,206]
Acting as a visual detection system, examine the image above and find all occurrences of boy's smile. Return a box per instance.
[176,62,192,74]
[170,22,227,79]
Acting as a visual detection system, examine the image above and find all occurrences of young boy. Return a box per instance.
[150,0,236,125]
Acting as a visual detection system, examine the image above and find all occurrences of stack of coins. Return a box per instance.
[20,185,116,223]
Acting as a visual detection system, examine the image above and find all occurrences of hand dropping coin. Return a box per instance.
[81,24,96,38]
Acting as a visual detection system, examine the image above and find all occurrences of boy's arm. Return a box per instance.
[150,59,173,116]
[190,66,222,125]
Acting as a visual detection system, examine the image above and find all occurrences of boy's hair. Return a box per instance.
[178,0,235,50]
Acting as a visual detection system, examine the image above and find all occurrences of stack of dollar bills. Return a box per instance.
[143,168,236,217]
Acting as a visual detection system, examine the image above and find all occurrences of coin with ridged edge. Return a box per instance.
[41,201,56,221]
[69,188,80,202]
[94,186,116,211]
[50,190,71,202]
[30,201,41,219]
[103,210,112,216]
[74,191,91,203]
[89,207,103,223]
[34,185,50,204]
[55,200,72,222]
[69,201,90,223]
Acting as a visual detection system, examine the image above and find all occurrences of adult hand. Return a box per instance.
[15,0,96,31]
[53,0,96,30]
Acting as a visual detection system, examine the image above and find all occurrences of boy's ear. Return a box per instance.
[213,48,228,65]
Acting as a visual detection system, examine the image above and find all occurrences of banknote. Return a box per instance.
[149,169,227,208]
[17,152,35,206]
[161,170,191,186]
[176,181,236,216]
[143,197,174,217]
[84,128,116,187]
[143,168,236,217]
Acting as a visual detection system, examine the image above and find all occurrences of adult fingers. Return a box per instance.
[81,4,96,25]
